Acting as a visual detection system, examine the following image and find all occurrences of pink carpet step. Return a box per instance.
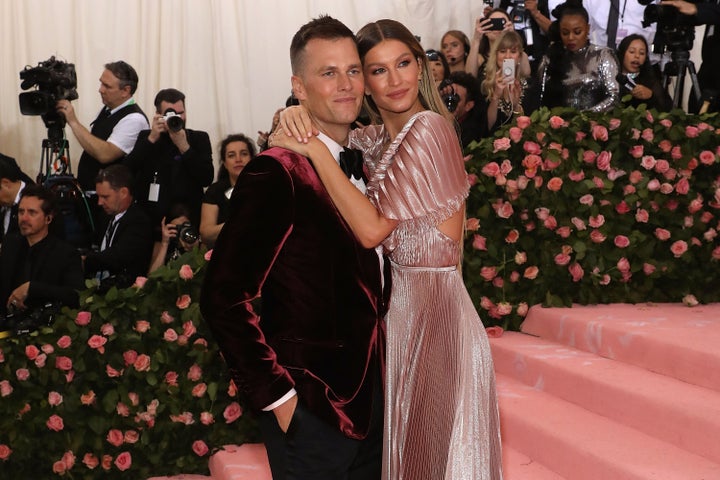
[147,475,212,480]
[495,373,720,480]
[490,331,720,464]
[208,444,271,480]
[502,445,566,480]
[521,303,720,392]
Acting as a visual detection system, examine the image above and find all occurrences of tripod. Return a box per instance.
[662,49,703,110]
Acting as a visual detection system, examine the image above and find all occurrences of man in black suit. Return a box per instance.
[200,16,388,480]
[83,164,153,286]
[0,185,83,316]
[0,154,34,248]
[124,88,214,235]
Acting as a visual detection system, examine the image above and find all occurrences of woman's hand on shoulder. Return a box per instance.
[269,125,323,158]
[278,105,318,143]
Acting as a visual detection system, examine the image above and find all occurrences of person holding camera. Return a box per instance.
[0,185,83,317]
[83,165,153,287]
[148,203,199,273]
[56,61,149,192]
[481,30,540,134]
[123,88,213,239]
[443,72,485,149]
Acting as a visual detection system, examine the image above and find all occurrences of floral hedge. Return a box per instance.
[463,106,720,331]
[0,248,259,478]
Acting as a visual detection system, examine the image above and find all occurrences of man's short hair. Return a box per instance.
[449,71,480,105]
[290,15,356,75]
[95,164,133,193]
[20,184,56,217]
[153,88,186,112]
[104,61,139,94]
[0,154,23,182]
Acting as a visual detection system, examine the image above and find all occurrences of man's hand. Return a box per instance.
[56,100,78,125]
[526,0,539,14]
[7,282,30,310]
[168,127,190,154]
[147,113,168,143]
[660,0,698,16]
[272,394,298,433]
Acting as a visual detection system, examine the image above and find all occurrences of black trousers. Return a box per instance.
[259,379,384,480]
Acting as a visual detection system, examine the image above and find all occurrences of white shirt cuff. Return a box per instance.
[262,389,297,411]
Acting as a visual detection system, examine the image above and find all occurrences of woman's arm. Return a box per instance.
[271,134,398,248]
[200,202,223,247]
[590,49,620,112]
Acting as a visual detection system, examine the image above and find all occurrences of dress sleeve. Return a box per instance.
[368,112,469,227]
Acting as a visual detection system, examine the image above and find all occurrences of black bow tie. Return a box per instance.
[339,148,366,181]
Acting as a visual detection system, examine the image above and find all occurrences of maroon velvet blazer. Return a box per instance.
[200,147,388,440]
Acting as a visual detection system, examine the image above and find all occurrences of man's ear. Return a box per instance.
[291,76,307,101]
[45,214,53,225]
[464,100,475,115]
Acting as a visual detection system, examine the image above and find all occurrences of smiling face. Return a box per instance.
[559,14,590,53]
[623,39,647,74]
[291,37,364,144]
[363,39,424,126]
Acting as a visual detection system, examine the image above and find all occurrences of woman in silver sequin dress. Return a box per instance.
[539,0,620,112]
[275,19,503,480]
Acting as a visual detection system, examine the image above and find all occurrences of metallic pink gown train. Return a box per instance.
[351,111,503,480]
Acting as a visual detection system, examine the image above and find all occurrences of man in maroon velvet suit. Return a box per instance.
[200,16,388,480]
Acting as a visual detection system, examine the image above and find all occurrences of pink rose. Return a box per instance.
[55,356,72,371]
[81,390,96,405]
[509,126,523,142]
[592,176,605,189]
[133,354,151,372]
[571,217,586,231]
[543,216,558,230]
[699,150,716,165]
[466,218,480,232]
[568,263,584,282]
[192,383,208,398]
[56,335,72,349]
[615,201,631,215]
[609,118,621,130]
[481,162,501,177]
[549,115,566,129]
[523,266,539,280]
[47,414,64,431]
[187,364,203,381]
[485,326,505,339]
[629,145,644,159]
[123,350,138,366]
[516,115,532,129]
[641,128,654,142]
[166,371,179,386]
[116,402,130,417]
[517,302,529,316]
[494,201,514,219]
[480,267,497,282]
[689,198,704,214]
[640,155,656,170]
[617,257,631,273]
[654,228,671,241]
[647,179,661,191]
[0,445,12,460]
[83,453,99,469]
[101,323,115,336]
[472,234,487,251]
[164,328,179,342]
[670,240,688,257]
[509,271,520,282]
[582,150,597,164]
[467,173,478,186]
[88,335,107,352]
[493,137,511,152]
[589,215,605,228]
[505,229,520,244]
[556,226,571,238]
[659,119,672,128]
[48,391,63,407]
[657,139,672,153]
[0,380,13,397]
[654,159,670,174]
[493,277,504,288]
[53,460,67,474]
[596,151,612,171]
[643,263,656,275]
[204,249,213,261]
[134,320,150,333]
[614,235,630,248]
[133,276,147,288]
[161,310,175,324]
[179,264,194,280]
[590,230,606,243]
[660,183,674,194]
[554,253,571,266]
[523,141,542,155]
[568,170,585,182]
[124,430,140,444]
[25,345,40,361]
[579,194,594,206]
[170,412,195,424]
[635,209,649,223]
[685,125,699,138]
[192,440,210,457]
[102,455,113,471]
[592,124,609,141]
[675,177,690,195]
[547,177,563,191]
[623,185,636,196]
[683,294,699,307]
[224,402,243,423]
[535,207,550,220]
[201,411,215,425]
[107,429,124,447]
[671,146,683,160]
[75,311,91,326]
[114,452,132,472]
[176,294,191,310]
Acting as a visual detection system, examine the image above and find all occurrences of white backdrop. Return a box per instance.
[0,0,483,177]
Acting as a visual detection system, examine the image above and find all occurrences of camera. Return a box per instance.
[483,0,494,7]
[639,0,695,53]
[438,79,460,113]
[18,56,79,138]
[511,0,534,46]
[488,18,506,31]
[0,302,61,337]
[176,222,199,244]
[163,108,185,132]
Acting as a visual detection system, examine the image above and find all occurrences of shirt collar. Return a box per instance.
[108,97,136,115]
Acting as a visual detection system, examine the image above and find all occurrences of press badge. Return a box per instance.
[149,172,160,202]
[617,29,628,47]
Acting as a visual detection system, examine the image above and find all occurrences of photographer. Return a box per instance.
[0,185,83,317]
[57,61,149,192]
[661,0,720,112]
[148,203,199,274]
[123,88,213,237]
[444,72,485,149]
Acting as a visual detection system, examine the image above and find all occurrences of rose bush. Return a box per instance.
[0,247,259,478]
[464,105,720,330]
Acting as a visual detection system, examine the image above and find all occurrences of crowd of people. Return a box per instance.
[1,1,719,479]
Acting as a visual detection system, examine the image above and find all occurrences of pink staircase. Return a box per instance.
[493,303,720,480]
